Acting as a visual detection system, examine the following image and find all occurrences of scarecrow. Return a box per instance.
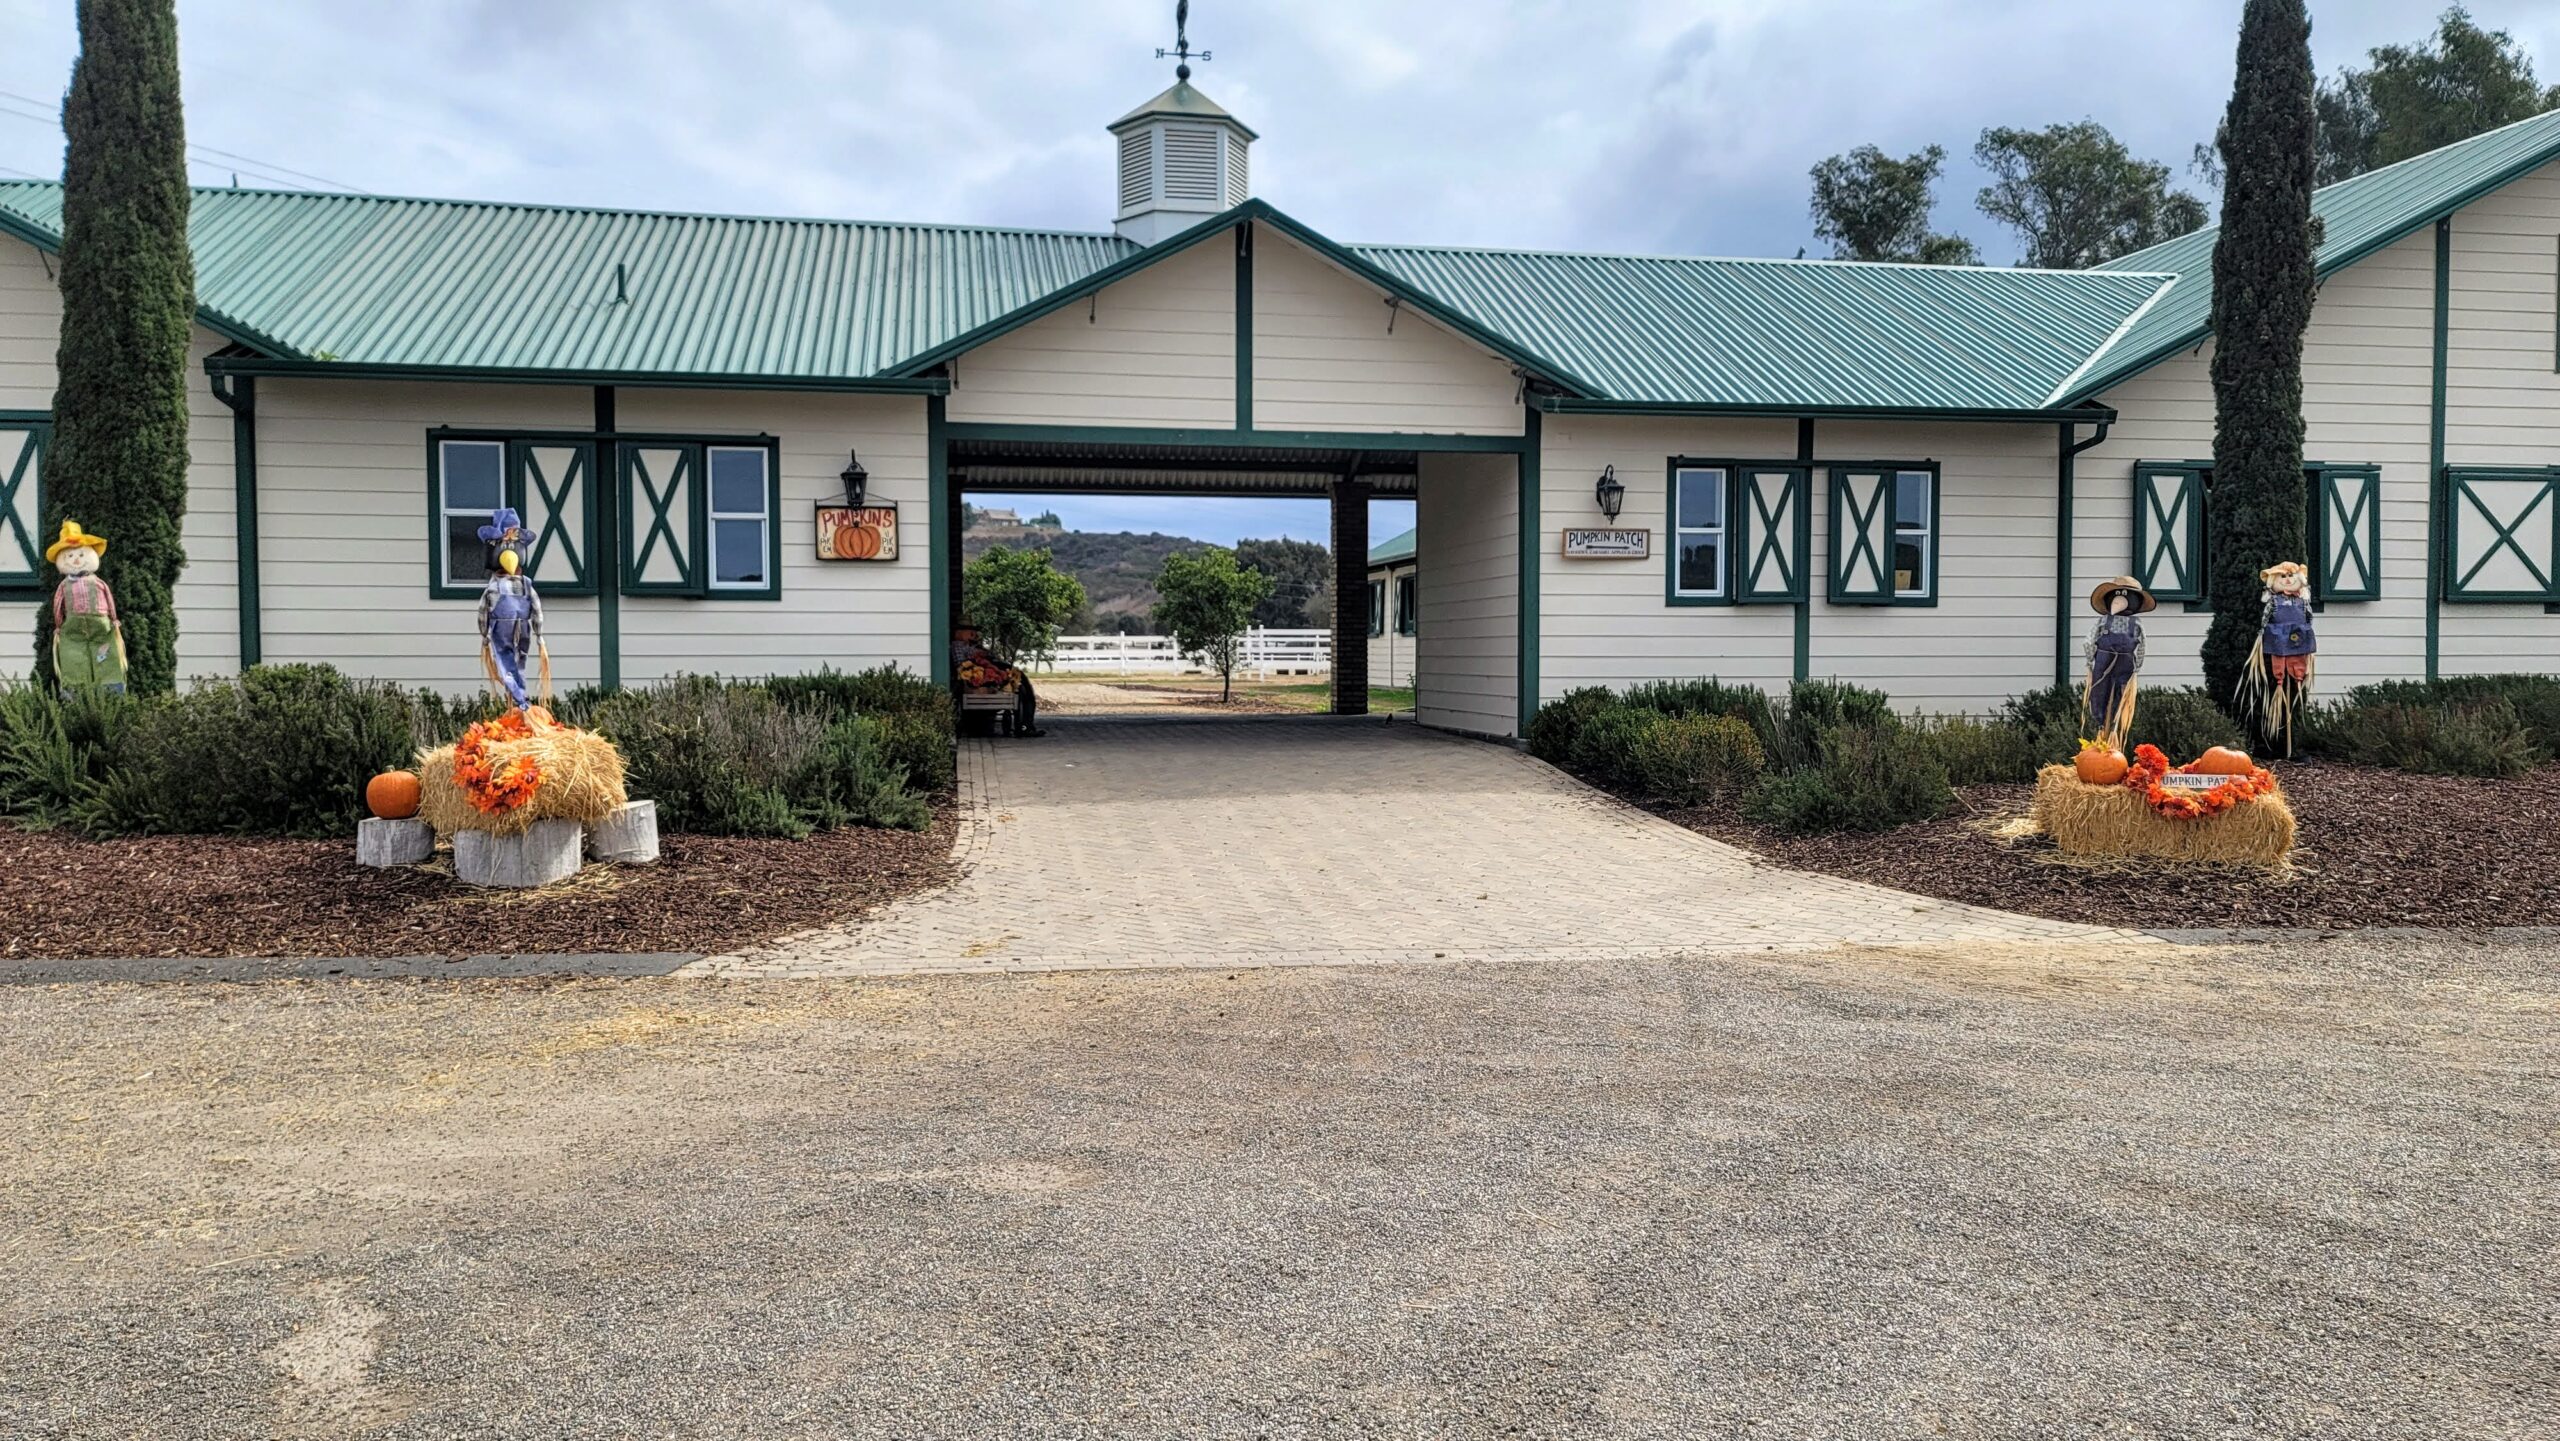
[2243,560,2317,755]
[2082,574,2154,744]
[952,621,1041,736]
[476,507,549,711]
[45,520,126,696]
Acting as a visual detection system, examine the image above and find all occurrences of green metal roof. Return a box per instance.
[1368,526,1416,567]
[2071,106,2560,402]
[1110,80,1257,140]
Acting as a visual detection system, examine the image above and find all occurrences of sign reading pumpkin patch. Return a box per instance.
[817,503,898,562]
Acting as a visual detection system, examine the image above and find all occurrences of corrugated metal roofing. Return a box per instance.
[1369,526,1417,566]
[1348,243,2172,412]
[0,181,1136,379]
[2073,105,2560,401]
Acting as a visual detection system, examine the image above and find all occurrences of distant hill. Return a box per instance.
[961,523,1332,633]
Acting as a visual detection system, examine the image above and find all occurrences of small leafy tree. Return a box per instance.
[1233,536,1331,626]
[1974,122,2208,267]
[962,545,1084,668]
[1808,144,1980,264]
[1153,546,1274,702]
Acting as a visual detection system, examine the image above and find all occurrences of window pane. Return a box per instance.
[1678,535,1722,594]
[1894,472,1931,527]
[712,518,766,585]
[1893,538,1926,593]
[445,514,491,585]
[1676,468,1724,528]
[441,441,503,512]
[709,448,766,515]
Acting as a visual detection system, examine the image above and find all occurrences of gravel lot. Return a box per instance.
[4,935,2554,1439]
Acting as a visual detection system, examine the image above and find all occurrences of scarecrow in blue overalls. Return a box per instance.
[2243,560,2318,756]
[2082,575,2154,744]
[476,507,549,710]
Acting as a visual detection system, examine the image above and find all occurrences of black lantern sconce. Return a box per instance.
[838,450,870,508]
[1594,465,1625,521]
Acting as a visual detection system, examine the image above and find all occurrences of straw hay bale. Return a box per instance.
[2029,764,2295,865]
[417,724,627,837]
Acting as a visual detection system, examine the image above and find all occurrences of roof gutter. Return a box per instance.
[1536,396,2119,426]
[201,354,950,395]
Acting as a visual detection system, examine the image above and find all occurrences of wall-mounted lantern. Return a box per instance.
[1594,465,1625,521]
[839,450,870,508]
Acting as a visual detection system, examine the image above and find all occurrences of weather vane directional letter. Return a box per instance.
[1156,0,1210,81]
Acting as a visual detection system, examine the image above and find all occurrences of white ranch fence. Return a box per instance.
[1033,628,1331,679]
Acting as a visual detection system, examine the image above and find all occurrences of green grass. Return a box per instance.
[1127,677,1416,714]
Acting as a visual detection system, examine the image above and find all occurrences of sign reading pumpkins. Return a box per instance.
[817,503,898,561]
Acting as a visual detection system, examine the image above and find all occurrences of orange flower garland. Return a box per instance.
[2121,742,2279,820]
[451,707,549,814]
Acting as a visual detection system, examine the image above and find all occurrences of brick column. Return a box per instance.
[1330,477,1371,715]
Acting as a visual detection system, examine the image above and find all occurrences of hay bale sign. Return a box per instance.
[2029,753,2296,866]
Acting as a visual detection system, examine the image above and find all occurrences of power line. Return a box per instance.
[0,89,363,193]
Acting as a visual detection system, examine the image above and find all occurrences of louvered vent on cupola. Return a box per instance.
[1106,79,1257,246]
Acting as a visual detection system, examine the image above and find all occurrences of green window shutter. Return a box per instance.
[1368,580,1384,636]
[2310,465,2381,602]
[1396,573,1417,635]
[511,439,598,596]
[2131,463,2206,602]
[1827,467,1894,604]
[2443,468,2559,603]
[621,442,706,595]
[0,419,47,590]
[1735,465,1809,604]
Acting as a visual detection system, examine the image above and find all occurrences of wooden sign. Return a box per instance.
[1561,527,1650,559]
[817,502,898,561]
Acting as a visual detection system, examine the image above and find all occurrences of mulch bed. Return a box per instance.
[0,810,956,961]
[1666,761,2560,931]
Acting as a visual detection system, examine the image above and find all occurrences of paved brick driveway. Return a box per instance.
[693,717,2133,977]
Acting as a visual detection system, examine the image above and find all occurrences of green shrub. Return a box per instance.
[2319,698,2537,778]
[0,684,134,829]
[1565,701,1654,793]
[2125,687,2244,764]
[1622,677,1772,722]
[1912,713,2040,785]
[1626,712,1766,804]
[1744,722,1952,835]
[767,665,955,792]
[796,714,934,831]
[591,678,825,837]
[1526,686,1620,765]
[2346,675,2560,757]
[102,665,417,837]
[1998,682,2088,763]
[1772,678,1897,768]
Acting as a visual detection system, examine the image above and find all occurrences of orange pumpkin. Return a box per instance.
[834,521,880,560]
[366,769,422,820]
[2074,743,2129,786]
[2188,745,2256,776]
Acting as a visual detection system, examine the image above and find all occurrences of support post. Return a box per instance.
[2427,217,2450,681]
[1794,416,1813,684]
[1517,407,1540,738]
[210,372,260,668]
[1331,474,1372,714]
[593,385,621,691]
[929,394,953,687]
[2055,417,2110,688]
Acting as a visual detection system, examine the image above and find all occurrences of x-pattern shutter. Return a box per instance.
[2132,464,2205,602]
[512,439,597,595]
[2312,465,2381,602]
[2444,468,2559,602]
[1827,468,1892,603]
[623,443,705,594]
[1735,465,1809,603]
[0,421,44,588]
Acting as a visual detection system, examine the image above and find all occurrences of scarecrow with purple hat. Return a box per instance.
[475,507,548,710]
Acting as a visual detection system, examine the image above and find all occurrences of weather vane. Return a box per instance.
[1157,0,1209,81]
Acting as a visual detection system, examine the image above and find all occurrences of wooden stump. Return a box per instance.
[454,820,585,888]
[356,817,434,868]
[587,800,660,864]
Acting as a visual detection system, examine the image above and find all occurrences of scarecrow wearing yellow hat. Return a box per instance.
[45,520,126,696]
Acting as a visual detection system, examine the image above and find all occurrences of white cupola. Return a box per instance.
[1108,78,1255,245]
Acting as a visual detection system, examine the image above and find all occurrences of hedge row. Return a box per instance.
[0,663,955,840]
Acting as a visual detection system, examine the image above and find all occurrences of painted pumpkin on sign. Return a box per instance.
[366,769,422,820]
[2074,743,2129,786]
[2188,746,2257,776]
[833,522,881,560]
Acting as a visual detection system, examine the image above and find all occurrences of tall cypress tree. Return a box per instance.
[39,0,194,692]
[2202,0,2318,715]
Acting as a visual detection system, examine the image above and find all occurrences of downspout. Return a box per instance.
[2057,416,2113,688]
[593,386,621,691]
[1795,417,1814,684]
[208,371,260,668]
[2427,217,2450,681]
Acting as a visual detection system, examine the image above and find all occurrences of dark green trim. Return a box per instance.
[928,395,951,687]
[2131,462,2207,602]
[1539,397,2117,426]
[607,432,786,600]
[1234,222,1253,431]
[2441,467,2560,602]
[941,422,1530,452]
[204,354,949,395]
[0,409,53,423]
[1794,418,1813,684]
[592,387,620,691]
[427,430,606,600]
[1735,466,1812,604]
[2056,420,2111,686]
[2428,218,2450,678]
[1518,405,1541,738]
[209,375,261,666]
[1824,463,1941,606]
[0,414,49,591]
[1664,459,1738,607]
[2307,463,2383,603]
[512,440,601,595]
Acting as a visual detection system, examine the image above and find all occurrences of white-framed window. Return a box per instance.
[706,445,771,591]
[1395,572,1417,635]
[1671,464,1728,600]
[1891,469,1933,598]
[437,438,506,588]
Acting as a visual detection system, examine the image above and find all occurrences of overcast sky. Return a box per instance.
[2,0,2555,544]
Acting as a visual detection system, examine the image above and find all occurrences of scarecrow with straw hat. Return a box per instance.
[2082,574,2154,743]
[45,520,126,696]
[2242,559,2318,755]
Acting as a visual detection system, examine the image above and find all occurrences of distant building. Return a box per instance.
[1366,527,1416,689]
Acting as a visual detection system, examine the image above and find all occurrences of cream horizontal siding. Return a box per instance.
[1414,451,1516,736]
[254,379,597,693]
[2439,163,2560,677]
[0,235,58,413]
[1252,228,1522,436]
[609,389,930,683]
[1534,415,1795,704]
[945,237,1232,428]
